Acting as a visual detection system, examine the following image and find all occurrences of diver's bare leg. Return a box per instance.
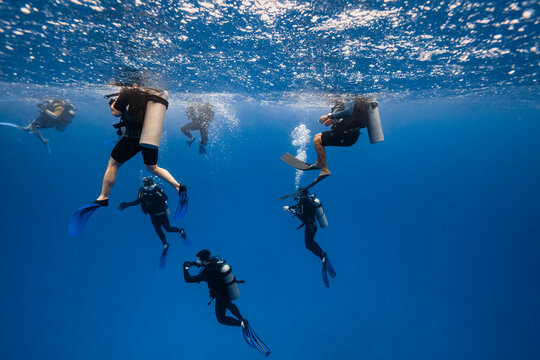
[97,157,122,201]
[313,133,331,176]
[145,164,181,192]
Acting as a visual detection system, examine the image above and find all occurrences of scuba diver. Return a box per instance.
[181,102,214,154]
[68,84,188,238]
[183,250,271,357]
[283,189,336,288]
[0,98,76,153]
[119,177,188,268]
[306,97,376,179]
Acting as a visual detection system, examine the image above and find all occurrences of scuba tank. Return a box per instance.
[219,262,241,300]
[365,99,384,144]
[140,90,169,149]
[310,195,329,228]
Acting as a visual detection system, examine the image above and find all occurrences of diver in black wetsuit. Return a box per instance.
[183,249,271,356]
[181,102,214,154]
[184,249,244,326]
[119,177,185,250]
[284,189,336,287]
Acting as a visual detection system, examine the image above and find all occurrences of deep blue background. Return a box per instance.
[0,93,539,359]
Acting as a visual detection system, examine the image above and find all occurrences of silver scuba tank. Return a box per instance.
[219,263,241,300]
[366,99,384,144]
[310,197,328,228]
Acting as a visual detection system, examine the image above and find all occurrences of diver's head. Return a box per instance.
[294,189,309,201]
[142,177,154,189]
[185,104,197,118]
[196,249,212,266]
[331,96,345,112]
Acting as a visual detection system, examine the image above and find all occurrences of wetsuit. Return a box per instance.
[184,260,243,327]
[122,185,182,245]
[321,98,369,147]
[290,197,325,260]
[111,87,158,165]
[181,103,214,145]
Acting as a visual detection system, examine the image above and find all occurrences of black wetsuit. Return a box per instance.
[181,103,214,145]
[123,185,182,245]
[290,197,325,260]
[111,87,159,165]
[184,260,243,327]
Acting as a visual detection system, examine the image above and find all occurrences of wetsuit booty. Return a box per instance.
[93,199,109,207]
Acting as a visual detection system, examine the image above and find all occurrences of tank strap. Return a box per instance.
[343,127,362,134]
[147,94,169,109]
[224,276,237,286]
[124,130,141,138]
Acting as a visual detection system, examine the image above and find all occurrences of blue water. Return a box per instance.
[1,1,540,360]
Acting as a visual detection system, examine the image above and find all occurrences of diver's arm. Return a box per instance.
[44,105,64,119]
[319,101,354,124]
[110,100,122,117]
[183,265,207,283]
[118,193,142,210]
[285,204,304,221]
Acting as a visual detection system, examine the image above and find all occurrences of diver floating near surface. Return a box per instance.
[119,177,189,268]
[0,98,76,154]
[281,96,384,183]
[283,189,336,288]
[183,250,271,357]
[181,102,214,154]
[68,84,188,238]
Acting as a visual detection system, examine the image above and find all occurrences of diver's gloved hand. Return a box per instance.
[183,261,196,269]
[283,206,290,211]
[118,202,130,211]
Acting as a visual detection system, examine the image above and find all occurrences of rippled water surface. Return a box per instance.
[0,0,538,95]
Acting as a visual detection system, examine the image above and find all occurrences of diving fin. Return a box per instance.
[180,228,190,245]
[325,256,336,279]
[68,203,103,237]
[173,189,188,221]
[242,320,271,357]
[159,244,169,269]
[281,152,316,171]
[278,173,329,201]
[322,265,330,288]
[0,122,24,130]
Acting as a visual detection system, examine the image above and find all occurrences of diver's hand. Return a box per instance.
[283,206,290,211]
[118,202,129,211]
[319,114,330,124]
